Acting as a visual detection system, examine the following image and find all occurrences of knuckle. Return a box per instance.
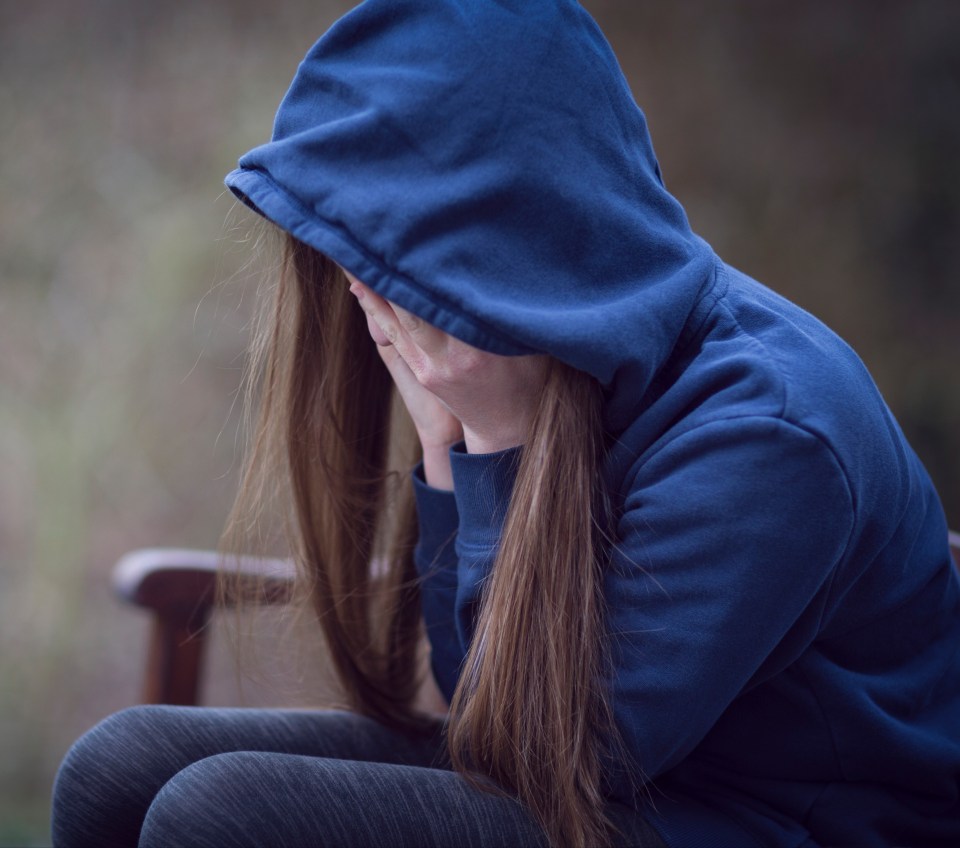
[416,362,441,391]
[458,349,485,375]
[398,311,420,333]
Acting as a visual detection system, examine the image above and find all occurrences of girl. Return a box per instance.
[53,1,960,846]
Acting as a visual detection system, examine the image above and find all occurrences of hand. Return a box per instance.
[345,273,548,462]
[345,273,461,489]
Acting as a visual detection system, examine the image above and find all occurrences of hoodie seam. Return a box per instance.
[675,255,728,354]
[631,412,860,659]
[686,280,859,631]
[628,413,857,562]
[793,661,850,786]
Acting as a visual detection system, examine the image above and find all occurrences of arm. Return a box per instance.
[350,266,857,789]
[415,415,856,793]
[604,417,854,784]
[412,467,462,703]
[342,274,547,705]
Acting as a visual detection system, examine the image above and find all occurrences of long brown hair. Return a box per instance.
[224,232,619,848]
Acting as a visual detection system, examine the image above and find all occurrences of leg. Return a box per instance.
[51,705,445,848]
[139,752,663,848]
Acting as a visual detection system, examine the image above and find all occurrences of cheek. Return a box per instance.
[365,311,393,346]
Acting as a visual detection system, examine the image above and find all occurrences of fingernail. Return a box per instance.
[349,283,364,301]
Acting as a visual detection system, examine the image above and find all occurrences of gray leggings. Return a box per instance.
[51,705,665,847]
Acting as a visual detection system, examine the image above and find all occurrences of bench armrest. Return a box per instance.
[113,548,295,705]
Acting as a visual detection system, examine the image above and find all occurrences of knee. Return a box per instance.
[139,752,270,848]
[53,705,173,800]
[51,705,184,847]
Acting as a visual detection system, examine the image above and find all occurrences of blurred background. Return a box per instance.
[1,1,958,843]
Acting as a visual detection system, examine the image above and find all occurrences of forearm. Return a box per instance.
[411,445,522,700]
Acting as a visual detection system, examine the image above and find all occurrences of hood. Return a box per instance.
[225,0,717,428]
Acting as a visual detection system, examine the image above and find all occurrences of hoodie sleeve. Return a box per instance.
[605,416,854,786]
[448,445,522,651]
[411,466,462,701]
[412,446,521,703]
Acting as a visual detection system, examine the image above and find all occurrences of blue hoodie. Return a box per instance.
[225,1,960,844]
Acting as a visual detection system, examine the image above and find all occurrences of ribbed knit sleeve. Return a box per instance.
[449,444,521,649]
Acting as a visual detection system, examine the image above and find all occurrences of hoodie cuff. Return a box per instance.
[412,462,460,575]
[450,442,522,552]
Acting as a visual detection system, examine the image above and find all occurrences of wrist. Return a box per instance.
[461,426,527,455]
[421,443,455,490]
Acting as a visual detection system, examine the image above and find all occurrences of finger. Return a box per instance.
[348,279,393,347]
[344,272,445,358]
[376,339,429,401]
[388,302,446,357]
[349,281,415,360]
[363,309,392,347]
